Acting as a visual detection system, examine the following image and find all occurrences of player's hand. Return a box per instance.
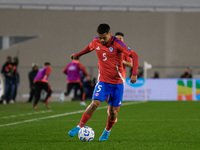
[71,54,78,60]
[130,75,137,84]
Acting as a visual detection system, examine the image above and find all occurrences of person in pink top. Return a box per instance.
[61,57,90,106]
[33,62,52,110]
[68,23,139,141]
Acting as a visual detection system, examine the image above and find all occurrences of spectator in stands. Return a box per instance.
[27,63,39,102]
[180,67,192,78]
[152,71,160,78]
[1,56,17,104]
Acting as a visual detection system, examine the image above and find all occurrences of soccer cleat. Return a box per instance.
[3,100,7,105]
[60,93,65,103]
[44,102,51,109]
[99,129,110,141]
[80,101,87,106]
[34,104,38,110]
[68,126,81,137]
[10,100,15,104]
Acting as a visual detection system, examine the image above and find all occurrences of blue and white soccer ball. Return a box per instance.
[78,126,95,142]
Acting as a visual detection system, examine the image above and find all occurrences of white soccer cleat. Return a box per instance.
[3,100,7,105]
[60,93,65,103]
[80,101,87,106]
[10,100,15,104]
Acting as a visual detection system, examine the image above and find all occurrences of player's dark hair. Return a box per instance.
[73,57,79,60]
[44,62,51,66]
[97,24,110,34]
[115,32,124,37]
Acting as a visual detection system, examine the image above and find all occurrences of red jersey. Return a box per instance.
[75,35,139,84]
[122,54,132,78]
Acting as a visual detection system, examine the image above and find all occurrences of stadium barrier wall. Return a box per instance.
[123,78,200,101]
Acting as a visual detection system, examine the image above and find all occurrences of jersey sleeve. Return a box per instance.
[75,38,96,58]
[118,43,139,76]
[45,66,52,77]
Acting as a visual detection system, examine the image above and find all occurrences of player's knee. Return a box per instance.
[47,90,52,97]
[90,101,100,110]
[109,109,118,116]
[90,103,98,110]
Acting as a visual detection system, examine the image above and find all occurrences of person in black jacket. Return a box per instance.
[27,63,38,102]
[1,56,17,104]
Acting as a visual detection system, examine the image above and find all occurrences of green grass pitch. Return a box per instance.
[0,100,200,150]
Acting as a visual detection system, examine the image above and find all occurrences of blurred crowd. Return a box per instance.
[0,56,19,104]
[0,56,193,105]
[0,56,97,106]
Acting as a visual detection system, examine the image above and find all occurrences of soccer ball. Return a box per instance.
[78,126,95,142]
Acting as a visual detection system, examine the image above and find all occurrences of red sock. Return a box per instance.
[117,106,120,113]
[105,117,115,131]
[81,93,86,101]
[78,112,92,128]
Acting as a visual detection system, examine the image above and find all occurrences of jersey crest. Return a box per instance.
[109,47,114,52]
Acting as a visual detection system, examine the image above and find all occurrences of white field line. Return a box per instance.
[0,101,146,127]
[2,110,53,119]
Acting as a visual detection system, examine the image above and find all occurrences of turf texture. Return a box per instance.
[0,100,200,150]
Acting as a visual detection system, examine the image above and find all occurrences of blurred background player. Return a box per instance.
[12,56,20,103]
[1,56,17,104]
[68,23,138,141]
[33,62,52,110]
[61,57,90,106]
[106,32,133,122]
[115,32,133,72]
[27,63,39,102]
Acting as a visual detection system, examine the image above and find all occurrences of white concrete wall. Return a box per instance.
[0,9,200,98]
[0,0,200,12]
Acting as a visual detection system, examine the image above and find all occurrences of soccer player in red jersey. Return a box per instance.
[106,32,133,121]
[68,24,139,141]
[115,32,133,75]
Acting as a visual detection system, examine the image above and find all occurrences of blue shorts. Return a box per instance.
[92,81,124,107]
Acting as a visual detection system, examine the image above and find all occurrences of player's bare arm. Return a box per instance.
[123,60,133,67]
